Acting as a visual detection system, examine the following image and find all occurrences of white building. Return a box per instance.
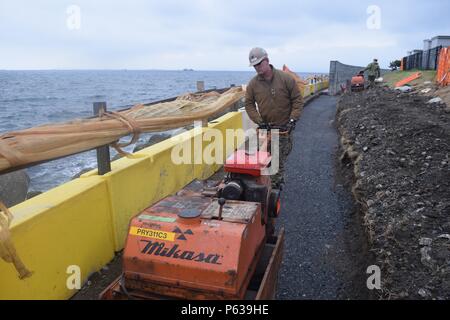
[421,35,450,70]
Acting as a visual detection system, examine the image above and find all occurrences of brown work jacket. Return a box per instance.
[245,65,304,126]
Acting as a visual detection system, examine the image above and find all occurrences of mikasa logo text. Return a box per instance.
[140,240,222,265]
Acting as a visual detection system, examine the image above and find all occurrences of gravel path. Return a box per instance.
[276,94,373,299]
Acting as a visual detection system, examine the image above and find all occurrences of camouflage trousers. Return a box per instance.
[368,75,376,88]
[271,131,293,189]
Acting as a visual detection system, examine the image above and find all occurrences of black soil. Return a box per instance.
[336,86,450,299]
[71,253,123,300]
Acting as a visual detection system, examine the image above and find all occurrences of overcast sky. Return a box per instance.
[1,0,449,72]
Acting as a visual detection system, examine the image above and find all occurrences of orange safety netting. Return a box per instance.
[282,64,307,92]
[436,47,450,87]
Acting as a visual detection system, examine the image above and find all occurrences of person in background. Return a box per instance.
[364,58,381,88]
[244,47,304,190]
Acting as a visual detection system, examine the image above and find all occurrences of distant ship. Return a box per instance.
[182,68,194,71]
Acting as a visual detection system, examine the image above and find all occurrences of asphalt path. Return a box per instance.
[276,94,372,299]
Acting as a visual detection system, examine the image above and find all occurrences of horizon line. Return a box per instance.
[0,68,329,74]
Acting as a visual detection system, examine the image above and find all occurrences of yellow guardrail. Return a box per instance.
[300,80,329,98]
[0,112,244,300]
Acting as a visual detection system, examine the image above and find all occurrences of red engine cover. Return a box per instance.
[224,150,271,177]
[351,75,364,85]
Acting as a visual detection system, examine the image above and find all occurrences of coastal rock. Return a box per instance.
[26,190,42,199]
[133,133,171,152]
[72,167,96,179]
[0,170,30,207]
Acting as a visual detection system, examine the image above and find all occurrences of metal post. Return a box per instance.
[93,102,111,175]
[196,81,205,92]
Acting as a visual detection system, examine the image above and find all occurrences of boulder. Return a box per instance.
[133,133,171,153]
[0,170,30,207]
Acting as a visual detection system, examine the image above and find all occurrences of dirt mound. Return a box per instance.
[408,82,450,108]
[336,86,450,299]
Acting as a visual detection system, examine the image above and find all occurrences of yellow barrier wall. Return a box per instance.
[0,178,115,299]
[299,80,328,98]
[0,112,243,299]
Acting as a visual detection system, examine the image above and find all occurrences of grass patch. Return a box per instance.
[383,70,437,88]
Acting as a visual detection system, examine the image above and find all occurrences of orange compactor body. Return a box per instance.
[100,150,280,300]
[351,71,365,92]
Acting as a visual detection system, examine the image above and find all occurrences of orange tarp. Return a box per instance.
[436,47,450,87]
[395,72,421,87]
[282,64,307,91]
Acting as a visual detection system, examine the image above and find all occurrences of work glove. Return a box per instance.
[258,122,270,130]
[286,119,296,132]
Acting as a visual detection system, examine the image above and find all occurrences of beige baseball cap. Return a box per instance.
[248,47,268,66]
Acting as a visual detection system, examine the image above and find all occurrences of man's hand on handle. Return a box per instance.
[286,118,296,132]
[257,120,295,134]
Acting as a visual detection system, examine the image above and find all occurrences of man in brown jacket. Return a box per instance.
[245,47,304,189]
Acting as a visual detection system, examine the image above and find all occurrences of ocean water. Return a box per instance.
[0,70,315,192]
